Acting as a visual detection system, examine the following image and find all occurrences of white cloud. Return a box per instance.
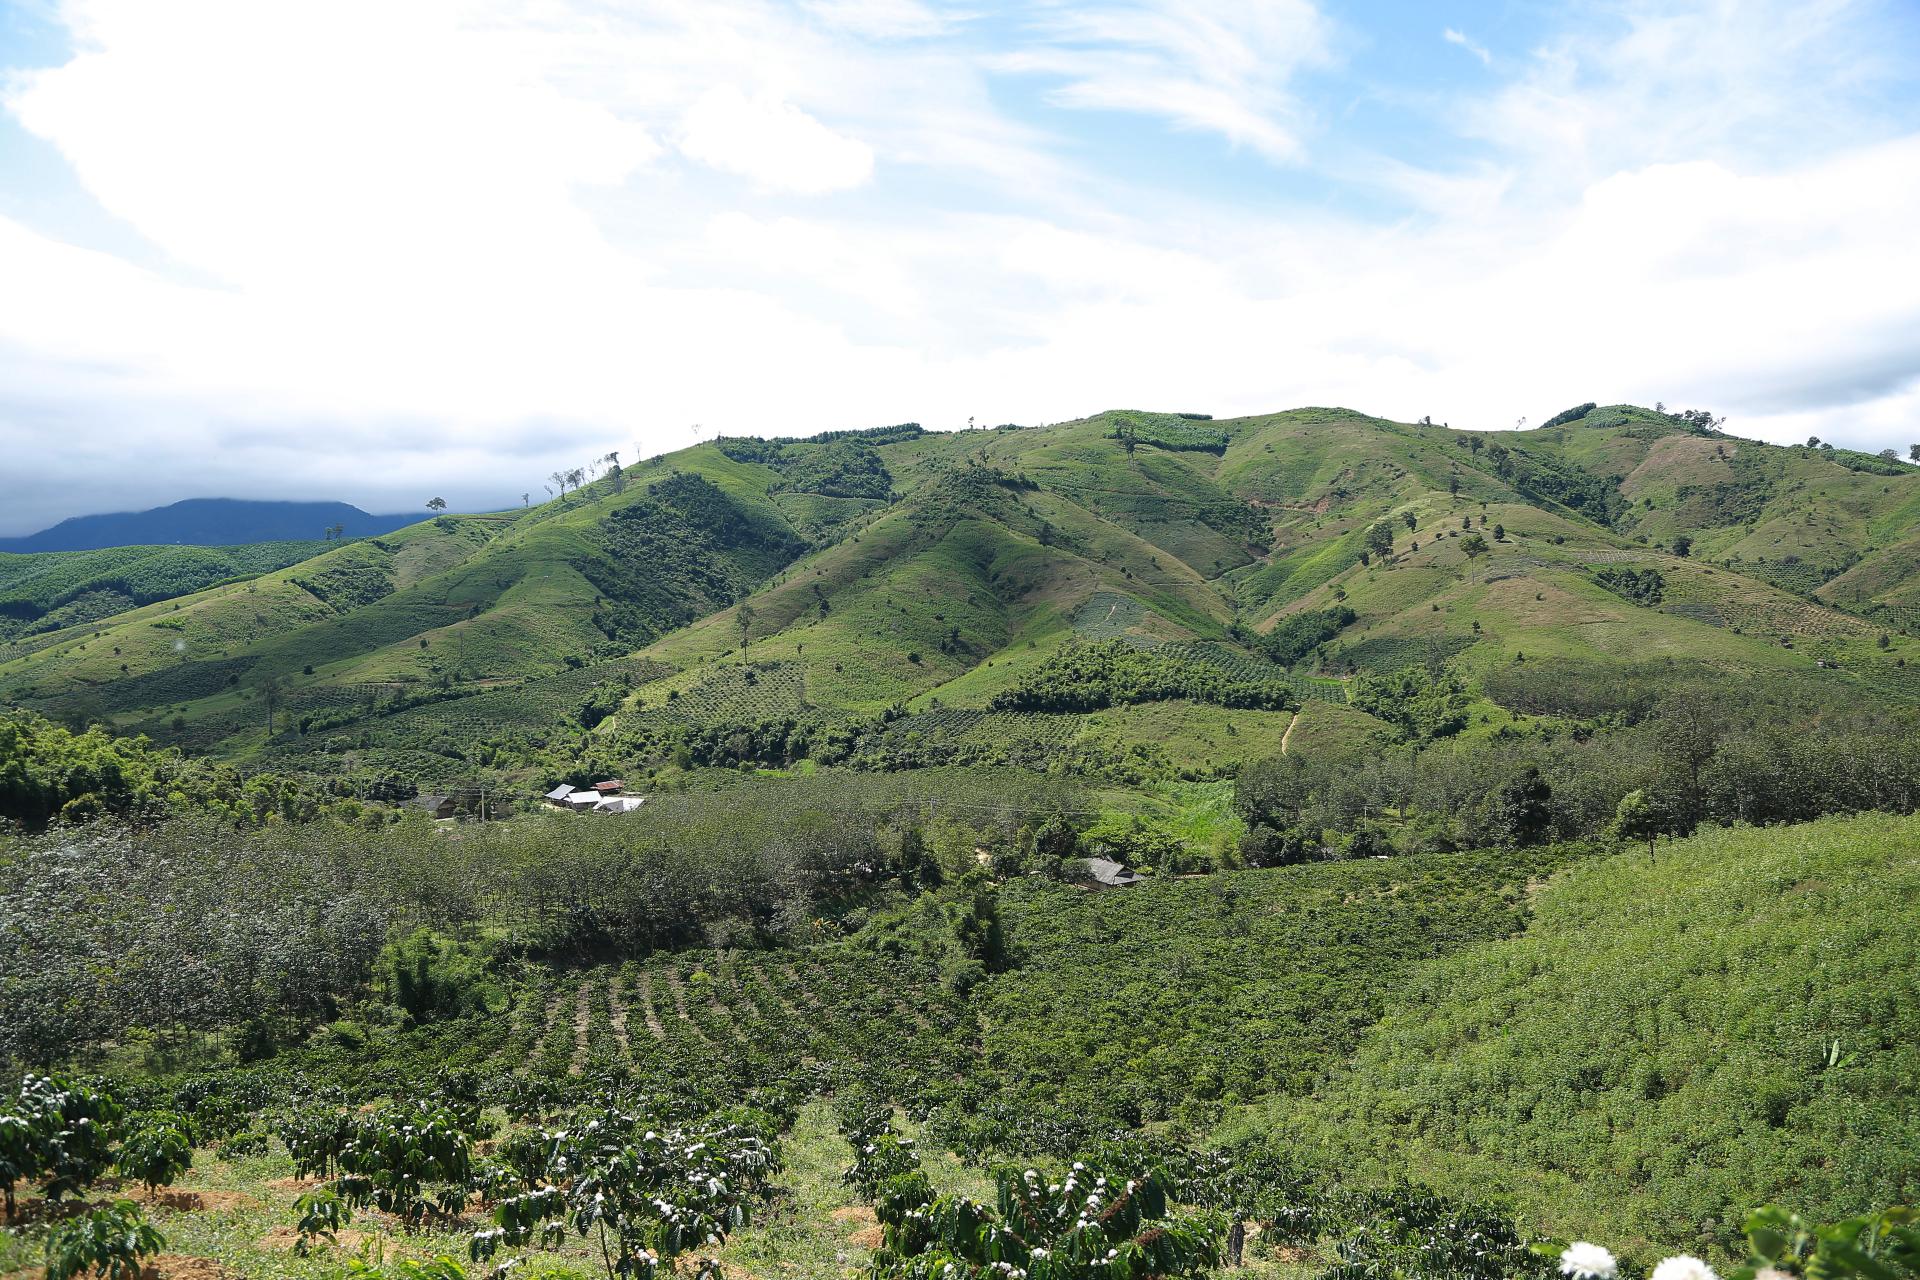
[800,0,955,40]
[679,86,876,193]
[0,0,1916,533]
[1443,27,1491,66]
[996,0,1332,162]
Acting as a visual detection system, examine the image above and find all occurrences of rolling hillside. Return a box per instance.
[1260,811,1920,1256]
[0,540,331,644]
[2,406,1915,783]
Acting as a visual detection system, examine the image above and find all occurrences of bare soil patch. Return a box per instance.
[254,1226,376,1253]
[132,1188,261,1214]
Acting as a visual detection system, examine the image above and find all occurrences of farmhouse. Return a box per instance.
[408,794,457,820]
[595,795,646,814]
[1082,857,1143,889]
[543,781,646,814]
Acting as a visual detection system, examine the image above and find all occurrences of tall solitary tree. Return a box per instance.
[257,673,287,736]
[737,600,756,661]
[1613,789,1665,862]
[426,497,447,513]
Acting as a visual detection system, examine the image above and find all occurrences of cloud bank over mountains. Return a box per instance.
[0,0,1916,532]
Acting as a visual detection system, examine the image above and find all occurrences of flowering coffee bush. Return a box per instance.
[867,1162,1222,1280]
[468,1103,780,1280]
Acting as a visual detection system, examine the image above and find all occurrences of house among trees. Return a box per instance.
[595,795,646,813]
[408,794,457,820]
[544,780,645,813]
[1081,856,1143,889]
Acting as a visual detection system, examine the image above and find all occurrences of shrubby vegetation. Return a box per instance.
[772,440,892,500]
[1595,565,1667,604]
[1273,815,1920,1255]
[0,711,374,830]
[1256,606,1355,667]
[0,541,327,641]
[1347,664,1469,741]
[990,641,1295,713]
[1236,691,1919,856]
[1109,413,1230,453]
[1540,402,1598,430]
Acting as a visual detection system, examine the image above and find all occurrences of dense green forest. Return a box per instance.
[4,403,1919,1280]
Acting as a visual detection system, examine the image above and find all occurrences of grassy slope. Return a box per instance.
[8,406,1916,762]
[0,541,334,646]
[1261,811,1920,1256]
[0,447,838,752]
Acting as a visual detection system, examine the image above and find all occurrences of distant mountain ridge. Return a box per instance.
[0,498,416,552]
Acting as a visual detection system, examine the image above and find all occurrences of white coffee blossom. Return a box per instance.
[1650,1255,1719,1280]
[1560,1241,1619,1280]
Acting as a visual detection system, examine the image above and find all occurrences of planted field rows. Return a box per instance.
[500,946,976,1095]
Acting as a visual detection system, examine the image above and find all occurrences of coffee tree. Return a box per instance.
[0,1075,123,1215]
[868,1162,1223,1280]
[334,1100,475,1229]
[470,1106,779,1280]
[115,1113,193,1194]
[839,1098,922,1203]
[43,1201,165,1280]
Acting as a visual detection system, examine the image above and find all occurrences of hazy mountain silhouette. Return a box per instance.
[0,498,416,552]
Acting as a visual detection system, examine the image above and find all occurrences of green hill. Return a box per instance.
[0,540,331,644]
[3,406,1915,784]
[1260,811,1920,1256]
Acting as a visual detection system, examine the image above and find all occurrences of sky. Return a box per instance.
[1,0,1919,533]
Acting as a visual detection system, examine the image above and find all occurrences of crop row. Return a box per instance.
[639,661,810,724]
[500,946,977,1096]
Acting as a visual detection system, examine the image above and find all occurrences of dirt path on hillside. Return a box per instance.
[635,973,667,1039]
[568,981,591,1075]
[607,975,631,1056]
[1280,710,1300,754]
